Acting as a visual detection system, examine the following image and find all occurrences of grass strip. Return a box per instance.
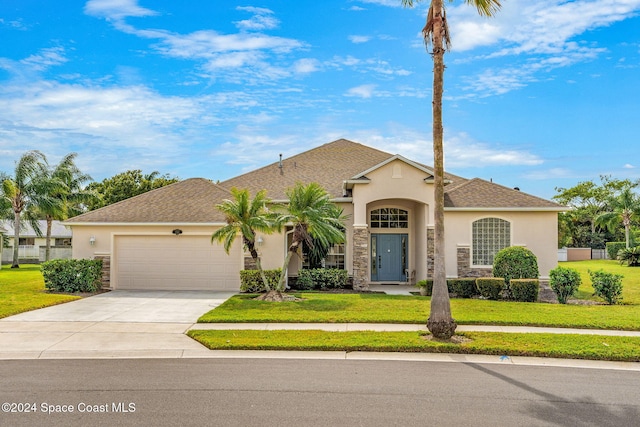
[187,329,640,362]
[0,264,79,319]
[198,293,640,331]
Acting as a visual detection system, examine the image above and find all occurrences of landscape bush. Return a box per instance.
[589,269,624,305]
[510,279,539,302]
[617,246,640,267]
[606,242,627,261]
[296,269,349,290]
[239,269,281,293]
[447,278,478,298]
[492,246,540,284]
[549,266,582,304]
[41,259,103,293]
[475,278,505,300]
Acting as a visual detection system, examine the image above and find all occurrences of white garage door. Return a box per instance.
[114,235,241,291]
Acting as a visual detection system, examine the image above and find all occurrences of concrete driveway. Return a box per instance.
[0,290,235,359]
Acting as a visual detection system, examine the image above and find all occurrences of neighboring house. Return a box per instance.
[0,225,5,270]
[65,139,566,291]
[1,220,73,263]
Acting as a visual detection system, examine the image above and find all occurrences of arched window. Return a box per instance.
[472,218,511,266]
[370,208,408,229]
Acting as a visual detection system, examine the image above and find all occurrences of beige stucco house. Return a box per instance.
[65,139,565,291]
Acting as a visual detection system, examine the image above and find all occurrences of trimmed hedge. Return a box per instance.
[549,266,581,304]
[510,279,539,302]
[239,269,281,293]
[296,269,349,290]
[492,246,539,284]
[475,278,505,300]
[447,278,478,298]
[41,259,103,293]
[606,242,627,261]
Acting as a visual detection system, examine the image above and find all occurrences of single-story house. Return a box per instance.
[0,225,6,270]
[65,139,565,291]
[1,220,73,263]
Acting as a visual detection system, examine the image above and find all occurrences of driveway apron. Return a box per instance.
[0,290,235,359]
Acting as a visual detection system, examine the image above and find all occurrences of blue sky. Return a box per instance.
[1,0,639,200]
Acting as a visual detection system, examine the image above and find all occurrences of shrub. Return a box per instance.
[446,278,478,298]
[239,269,281,293]
[492,246,539,285]
[617,246,640,266]
[589,269,624,305]
[475,278,505,300]
[295,269,349,290]
[549,266,581,304]
[510,279,539,302]
[606,242,627,261]
[41,259,103,293]
[415,279,433,296]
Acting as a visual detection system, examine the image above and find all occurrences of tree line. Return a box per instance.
[0,150,178,268]
[554,175,640,250]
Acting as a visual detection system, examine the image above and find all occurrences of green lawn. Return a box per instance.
[187,330,640,362]
[0,264,79,318]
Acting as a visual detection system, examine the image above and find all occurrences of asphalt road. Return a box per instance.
[1,358,638,426]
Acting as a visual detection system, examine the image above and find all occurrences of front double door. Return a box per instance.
[371,234,407,282]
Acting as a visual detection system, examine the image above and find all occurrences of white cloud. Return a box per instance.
[20,47,68,71]
[624,163,635,169]
[346,84,377,98]
[84,0,157,20]
[234,6,279,31]
[349,35,371,44]
[293,58,320,74]
[444,133,543,168]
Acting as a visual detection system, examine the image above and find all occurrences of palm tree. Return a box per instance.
[596,186,640,249]
[40,153,95,261]
[1,150,57,268]
[267,182,346,302]
[401,0,501,339]
[212,188,277,292]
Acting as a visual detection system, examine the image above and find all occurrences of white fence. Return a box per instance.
[2,246,72,263]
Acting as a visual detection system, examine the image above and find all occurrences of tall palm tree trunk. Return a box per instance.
[427,0,456,339]
[11,211,21,268]
[45,216,53,262]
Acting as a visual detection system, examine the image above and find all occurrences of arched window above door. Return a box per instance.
[370,208,408,229]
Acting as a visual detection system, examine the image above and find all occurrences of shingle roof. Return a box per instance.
[1,220,72,237]
[444,178,564,209]
[65,178,231,223]
[219,138,393,199]
[66,139,564,224]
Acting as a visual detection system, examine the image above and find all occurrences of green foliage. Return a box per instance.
[415,279,433,296]
[492,246,539,284]
[40,259,103,293]
[475,278,505,300]
[296,269,349,290]
[510,279,539,302]
[549,266,582,304]
[239,269,281,293]
[86,170,179,210]
[606,242,627,260]
[589,269,624,305]
[446,278,478,298]
[617,246,640,267]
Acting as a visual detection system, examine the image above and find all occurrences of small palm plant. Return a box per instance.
[211,188,277,292]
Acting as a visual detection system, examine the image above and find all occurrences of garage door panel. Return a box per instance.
[114,235,241,291]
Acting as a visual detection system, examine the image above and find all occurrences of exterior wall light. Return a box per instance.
[89,236,96,246]
[256,236,264,246]
[172,229,183,235]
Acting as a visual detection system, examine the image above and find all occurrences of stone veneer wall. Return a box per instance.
[426,228,434,278]
[244,256,256,270]
[94,255,111,288]
[352,226,369,291]
[456,246,492,278]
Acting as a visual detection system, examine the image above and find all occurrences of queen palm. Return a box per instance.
[596,186,640,249]
[268,182,346,302]
[2,150,59,268]
[40,153,95,261]
[212,188,277,292]
[402,0,501,339]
